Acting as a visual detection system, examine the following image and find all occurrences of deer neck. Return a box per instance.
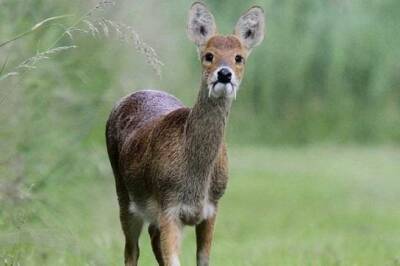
[181,80,232,203]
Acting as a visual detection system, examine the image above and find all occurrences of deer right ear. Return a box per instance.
[187,2,216,47]
[234,6,265,50]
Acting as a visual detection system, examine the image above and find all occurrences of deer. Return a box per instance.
[105,2,265,266]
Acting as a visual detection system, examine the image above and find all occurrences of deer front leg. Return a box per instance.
[159,215,182,266]
[196,214,216,266]
[149,224,164,266]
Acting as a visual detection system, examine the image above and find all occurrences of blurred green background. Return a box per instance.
[0,0,399,265]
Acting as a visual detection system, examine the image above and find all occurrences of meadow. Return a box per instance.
[2,147,400,265]
[1,0,400,265]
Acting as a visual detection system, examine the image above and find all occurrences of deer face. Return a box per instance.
[187,2,265,99]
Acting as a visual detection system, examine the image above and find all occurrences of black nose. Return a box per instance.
[217,68,232,84]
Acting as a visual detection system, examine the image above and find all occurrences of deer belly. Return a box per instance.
[129,199,159,224]
[129,199,215,226]
[167,202,216,226]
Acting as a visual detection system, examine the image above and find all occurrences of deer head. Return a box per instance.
[187,2,265,99]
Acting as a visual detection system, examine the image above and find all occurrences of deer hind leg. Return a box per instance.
[159,215,182,266]
[196,215,216,266]
[115,179,142,265]
[113,174,143,266]
[148,224,165,266]
[120,208,143,266]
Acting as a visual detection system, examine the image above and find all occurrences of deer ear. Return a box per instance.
[234,6,265,50]
[187,2,217,47]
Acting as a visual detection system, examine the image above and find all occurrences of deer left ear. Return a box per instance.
[234,6,265,50]
[187,2,217,47]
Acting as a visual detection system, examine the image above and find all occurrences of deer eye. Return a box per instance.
[235,55,244,64]
[204,52,214,63]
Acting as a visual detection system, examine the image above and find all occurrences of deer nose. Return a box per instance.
[217,68,232,84]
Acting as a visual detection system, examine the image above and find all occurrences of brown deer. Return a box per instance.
[106,2,265,266]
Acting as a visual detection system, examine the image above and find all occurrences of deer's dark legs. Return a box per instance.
[114,172,143,266]
[149,224,165,266]
[196,215,216,266]
[120,209,143,266]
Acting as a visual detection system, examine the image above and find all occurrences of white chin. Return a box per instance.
[209,83,236,99]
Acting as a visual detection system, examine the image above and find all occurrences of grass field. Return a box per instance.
[1,146,400,265]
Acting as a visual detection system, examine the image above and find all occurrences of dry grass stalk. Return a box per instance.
[0,0,163,80]
[0,46,77,81]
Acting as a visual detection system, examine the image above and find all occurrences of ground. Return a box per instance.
[1,146,400,265]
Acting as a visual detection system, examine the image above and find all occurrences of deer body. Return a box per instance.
[107,88,229,225]
[106,2,265,266]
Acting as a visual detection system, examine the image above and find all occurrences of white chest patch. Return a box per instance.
[202,202,216,219]
[128,201,138,213]
[129,199,159,224]
[171,255,180,266]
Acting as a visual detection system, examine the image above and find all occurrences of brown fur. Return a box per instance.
[106,88,229,266]
[105,2,264,265]
[196,214,216,265]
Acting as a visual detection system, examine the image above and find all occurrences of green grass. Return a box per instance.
[1,146,400,265]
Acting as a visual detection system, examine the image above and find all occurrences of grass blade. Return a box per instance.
[0,15,72,48]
